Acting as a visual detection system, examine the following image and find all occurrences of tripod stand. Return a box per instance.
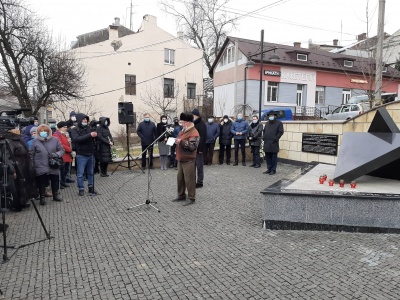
[127,127,173,213]
[0,136,53,262]
[112,123,144,175]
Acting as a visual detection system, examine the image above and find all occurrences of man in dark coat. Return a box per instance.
[136,112,157,169]
[248,115,263,168]
[219,115,233,165]
[191,108,207,188]
[70,113,98,196]
[204,115,220,165]
[262,110,284,175]
[1,129,38,211]
[96,117,113,177]
[169,117,180,168]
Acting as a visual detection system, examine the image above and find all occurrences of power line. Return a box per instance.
[83,57,203,98]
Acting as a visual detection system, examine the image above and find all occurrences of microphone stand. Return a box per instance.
[127,126,173,213]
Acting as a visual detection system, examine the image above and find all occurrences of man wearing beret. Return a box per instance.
[172,112,200,206]
[262,110,284,175]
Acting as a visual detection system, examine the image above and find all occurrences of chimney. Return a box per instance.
[293,42,301,48]
[333,39,338,46]
[357,33,367,41]
[177,31,184,40]
[139,15,158,31]
[114,17,120,26]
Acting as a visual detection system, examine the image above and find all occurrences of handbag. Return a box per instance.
[42,141,64,169]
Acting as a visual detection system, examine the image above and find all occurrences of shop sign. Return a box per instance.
[264,70,281,76]
[351,79,368,84]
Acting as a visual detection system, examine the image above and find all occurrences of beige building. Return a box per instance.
[53,15,203,133]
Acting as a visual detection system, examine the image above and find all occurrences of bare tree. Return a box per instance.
[140,79,180,118]
[159,0,237,72]
[52,98,104,121]
[0,0,85,115]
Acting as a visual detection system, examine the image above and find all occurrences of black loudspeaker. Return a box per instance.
[118,102,134,124]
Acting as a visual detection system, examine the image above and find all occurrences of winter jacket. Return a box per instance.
[96,117,114,163]
[263,119,284,153]
[23,124,36,144]
[137,120,157,146]
[248,122,264,147]
[53,131,73,163]
[29,124,65,176]
[70,113,96,156]
[219,120,233,145]
[205,122,220,144]
[231,119,249,140]
[4,130,38,209]
[193,117,207,153]
[176,124,199,162]
[173,125,182,138]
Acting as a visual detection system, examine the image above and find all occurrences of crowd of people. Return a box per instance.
[136,109,284,206]
[4,111,115,208]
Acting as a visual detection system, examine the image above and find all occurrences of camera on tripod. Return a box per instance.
[0,107,31,130]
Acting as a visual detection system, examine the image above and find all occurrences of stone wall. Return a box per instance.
[278,101,400,164]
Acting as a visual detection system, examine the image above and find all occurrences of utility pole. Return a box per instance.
[375,0,386,104]
[130,0,133,30]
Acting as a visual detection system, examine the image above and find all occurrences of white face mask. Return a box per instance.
[162,119,167,123]
[71,116,76,122]
[208,118,213,123]
[223,119,228,123]
[104,121,108,126]
[252,119,258,123]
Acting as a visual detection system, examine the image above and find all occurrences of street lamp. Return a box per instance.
[255,30,280,120]
[243,53,255,117]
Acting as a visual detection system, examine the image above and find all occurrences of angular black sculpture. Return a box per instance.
[334,108,400,181]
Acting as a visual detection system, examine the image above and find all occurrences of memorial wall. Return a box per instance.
[276,101,400,164]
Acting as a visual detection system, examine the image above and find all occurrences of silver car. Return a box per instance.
[324,104,364,120]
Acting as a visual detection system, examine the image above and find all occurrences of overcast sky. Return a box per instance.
[30,0,399,48]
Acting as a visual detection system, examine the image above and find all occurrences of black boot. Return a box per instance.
[52,187,63,202]
[40,196,46,206]
[39,186,46,205]
[88,186,97,195]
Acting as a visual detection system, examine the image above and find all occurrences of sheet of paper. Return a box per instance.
[166,137,176,146]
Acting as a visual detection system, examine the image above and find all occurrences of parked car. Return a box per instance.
[324,103,364,120]
[348,93,398,105]
[260,107,293,121]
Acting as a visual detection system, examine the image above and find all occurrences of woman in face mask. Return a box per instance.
[96,117,114,177]
[156,115,171,170]
[29,124,65,205]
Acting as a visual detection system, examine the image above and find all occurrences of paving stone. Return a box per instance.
[1,163,399,299]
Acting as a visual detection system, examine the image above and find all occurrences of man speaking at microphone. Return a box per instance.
[172,112,199,206]
[71,113,98,196]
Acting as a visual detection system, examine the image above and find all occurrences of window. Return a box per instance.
[267,82,278,102]
[382,66,388,72]
[344,60,354,67]
[297,53,308,61]
[220,47,234,66]
[342,89,351,104]
[187,83,196,99]
[315,86,325,104]
[296,84,303,106]
[164,78,175,98]
[351,105,360,112]
[125,74,136,95]
[164,49,175,65]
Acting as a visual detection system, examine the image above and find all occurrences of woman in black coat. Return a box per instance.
[96,117,114,177]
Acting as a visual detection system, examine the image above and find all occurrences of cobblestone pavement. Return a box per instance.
[1,162,399,300]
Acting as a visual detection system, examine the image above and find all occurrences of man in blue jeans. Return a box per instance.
[70,113,98,196]
[231,113,249,166]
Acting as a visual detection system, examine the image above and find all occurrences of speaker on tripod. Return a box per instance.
[112,102,143,174]
[118,102,134,124]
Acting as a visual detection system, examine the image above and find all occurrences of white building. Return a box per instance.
[53,15,203,133]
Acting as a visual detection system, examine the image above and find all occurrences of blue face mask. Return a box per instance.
[39,131,48,139]
[81,122,87,127]
[49,124,56,129]
[32,135,37,139]
[237,116,242,121]
[144,118,150,122]
[269,116,275,121]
